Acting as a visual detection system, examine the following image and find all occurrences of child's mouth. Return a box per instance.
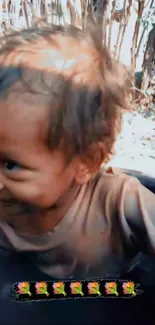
[1,198,59,216]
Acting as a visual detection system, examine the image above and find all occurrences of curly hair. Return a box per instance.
[0,24,131,170]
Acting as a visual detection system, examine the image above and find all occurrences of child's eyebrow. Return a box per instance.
[0,152,14,160]
[0,148,23,162]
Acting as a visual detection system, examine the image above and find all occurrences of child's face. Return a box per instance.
[0,87,78,210]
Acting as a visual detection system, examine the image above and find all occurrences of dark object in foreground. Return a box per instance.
[119,168,155,194]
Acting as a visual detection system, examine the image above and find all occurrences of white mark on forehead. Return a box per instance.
[36,48,90,73]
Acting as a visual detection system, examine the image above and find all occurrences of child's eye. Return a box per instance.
[3,160,22,172]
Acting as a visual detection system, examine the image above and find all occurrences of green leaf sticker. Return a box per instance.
[122,282,136,296]
[35,282,49,296]
[53,282,66,296]
[105,282,119,296]
[87,282,101,296]
[17,282,31,296]
[70,282,84,296]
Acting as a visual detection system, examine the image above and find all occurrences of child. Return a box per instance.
[0,24,154,282]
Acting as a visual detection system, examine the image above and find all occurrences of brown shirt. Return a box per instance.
[0,168,155,279]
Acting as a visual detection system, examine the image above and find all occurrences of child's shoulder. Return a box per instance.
[90,166,143,218]
[85,166,140,220]
[95,166,139,195]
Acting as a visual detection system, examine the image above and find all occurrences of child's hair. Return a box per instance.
[0,24,131,171]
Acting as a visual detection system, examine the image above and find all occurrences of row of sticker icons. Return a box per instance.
[17,281,136,297]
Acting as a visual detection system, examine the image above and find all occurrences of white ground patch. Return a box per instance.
[106,113,155,177]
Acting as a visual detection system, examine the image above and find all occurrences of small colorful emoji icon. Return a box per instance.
[105,282,119,296]
[70,282,84,296]
[35,282,49,296]
[17,282,31,296]
[122,282,136,296]
[87,282,101,296]
[53,282,66,296]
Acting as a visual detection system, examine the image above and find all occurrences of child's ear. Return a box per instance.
[75,163,92,185]
[75,142,106,184]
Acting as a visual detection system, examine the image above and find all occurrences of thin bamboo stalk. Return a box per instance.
[114,0,128,58]
[108,0,117,50]
[61,0,71,25]
[131,0,145,78]
[136,0,154,58]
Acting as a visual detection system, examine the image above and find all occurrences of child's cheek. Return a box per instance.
[0,179,50,208]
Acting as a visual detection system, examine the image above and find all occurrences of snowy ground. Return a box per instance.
[106,113,155,177]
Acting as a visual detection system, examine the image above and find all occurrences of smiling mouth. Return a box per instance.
[0,195,62,219]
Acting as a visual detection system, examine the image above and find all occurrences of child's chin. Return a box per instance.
[1,201,37,219]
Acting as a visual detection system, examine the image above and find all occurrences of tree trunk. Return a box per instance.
[136,0,154,58]
[67,0,82,27]
[22,0,30,28]
[61,0,71,25]
[117,0,130,61]
[96,0,108,24]
[141,24,155,93]
[102,0,109,45]
[83,0,89,29]
[130,0,145,78]
[108,0,117,50]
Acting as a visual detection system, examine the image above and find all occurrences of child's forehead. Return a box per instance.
[0,88,50,144]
